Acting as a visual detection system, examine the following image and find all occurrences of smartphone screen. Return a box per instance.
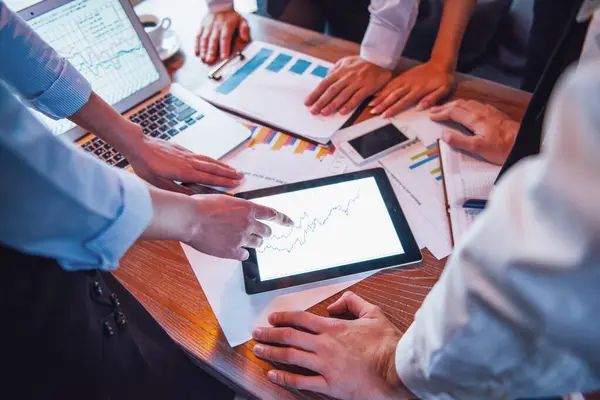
[348,124,410,159]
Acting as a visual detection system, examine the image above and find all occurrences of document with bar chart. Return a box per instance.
[379,140,453,259]
[195,41,354,144]
[222,123,348,194]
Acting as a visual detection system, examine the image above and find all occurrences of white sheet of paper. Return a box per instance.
[183,245,377,347]
[195,41,352,144]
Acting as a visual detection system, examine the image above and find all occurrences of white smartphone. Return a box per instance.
[338,124,414,165]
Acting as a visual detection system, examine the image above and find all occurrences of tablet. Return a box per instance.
[235,168,422,294]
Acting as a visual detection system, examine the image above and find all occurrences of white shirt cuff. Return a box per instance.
[396,324,455,400]
[207,0,234,12]
[360,21,409,70]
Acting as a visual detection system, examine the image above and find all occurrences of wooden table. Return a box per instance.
[116,0,533,398]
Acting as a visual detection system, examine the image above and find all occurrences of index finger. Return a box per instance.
[304,73,338,106]
[252,204,294,226]
[219,24,234,59]
[429,102,483,133]
[268,311,332,334]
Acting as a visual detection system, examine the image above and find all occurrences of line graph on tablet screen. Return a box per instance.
[258,190,361,254]
[251,177,405,281]
[27,0,160,135]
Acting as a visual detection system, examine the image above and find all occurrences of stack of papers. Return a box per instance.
[438,141,500,244]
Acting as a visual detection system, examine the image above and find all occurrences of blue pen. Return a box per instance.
[462,199,487,210]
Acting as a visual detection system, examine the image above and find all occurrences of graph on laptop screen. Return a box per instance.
[27,0,161,135]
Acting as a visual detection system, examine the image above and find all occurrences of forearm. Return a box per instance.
[68,92,144,159]
[429,0,476,71]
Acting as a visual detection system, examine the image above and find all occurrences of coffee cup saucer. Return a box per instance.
[158,29,181,61]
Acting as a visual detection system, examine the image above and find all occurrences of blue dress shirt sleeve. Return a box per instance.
[0,1,91,119]
[0,82,153,271]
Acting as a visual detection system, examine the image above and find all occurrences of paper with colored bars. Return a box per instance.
[379,140,452,260]
[195,41,354,144]
[221,124,348,194]
[438,140,500,244]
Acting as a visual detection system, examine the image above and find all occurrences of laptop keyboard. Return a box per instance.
[80,93,205,168]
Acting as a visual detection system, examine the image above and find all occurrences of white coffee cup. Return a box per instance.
[138,14,172,50]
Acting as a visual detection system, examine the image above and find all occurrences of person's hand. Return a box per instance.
[305,56,392,116]
[185,195,293,260]
[143,189,294,261]
[370,60,456,118]
[126,136,244,194]
[429,99,520,165]
[252,292,412,399]
[195,10,250,64]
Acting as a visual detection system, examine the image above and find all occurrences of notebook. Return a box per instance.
[438,140,501,245]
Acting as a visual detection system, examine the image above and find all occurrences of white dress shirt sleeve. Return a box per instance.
[205,0,234,12]
[360,0,420,69]
[394,61,600,399]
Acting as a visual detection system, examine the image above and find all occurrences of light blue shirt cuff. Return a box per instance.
[30,60,92,120]
[60,172,153,271]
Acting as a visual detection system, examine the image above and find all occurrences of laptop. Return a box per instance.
[18,0,250,169]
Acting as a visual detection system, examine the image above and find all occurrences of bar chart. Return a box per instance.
[216,47,330,96]
[246,125,335,160]
[197,41,348,144]
[409,143,442,181]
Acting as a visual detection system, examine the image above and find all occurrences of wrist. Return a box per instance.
[376,329,414,399]
[142,187,198,242]
[428,50,456,73]
[112,121,145,161]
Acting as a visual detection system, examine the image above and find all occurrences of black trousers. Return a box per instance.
[0,244,233,399]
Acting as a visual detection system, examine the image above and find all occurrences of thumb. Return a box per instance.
[327,291,378,318]
[239,19,250,41]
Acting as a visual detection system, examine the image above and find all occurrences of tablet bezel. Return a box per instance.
[235,168,422,295]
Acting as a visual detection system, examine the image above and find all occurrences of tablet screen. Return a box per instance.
[250,176,405,281]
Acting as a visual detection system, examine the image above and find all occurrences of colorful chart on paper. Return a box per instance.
[243,124,336,160]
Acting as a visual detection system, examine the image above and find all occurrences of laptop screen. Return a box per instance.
[22,0,161,135]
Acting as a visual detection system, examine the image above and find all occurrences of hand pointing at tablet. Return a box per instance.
[143,191,294,261]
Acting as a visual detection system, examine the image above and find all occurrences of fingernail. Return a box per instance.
[321,109,331,116]
[368,101,375,106]
[416,104,424,111]
[340,108,348,115]
[370,108,378,114]
[267,371,278,381]
[253,344,265,355]
[252,328,262,338]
